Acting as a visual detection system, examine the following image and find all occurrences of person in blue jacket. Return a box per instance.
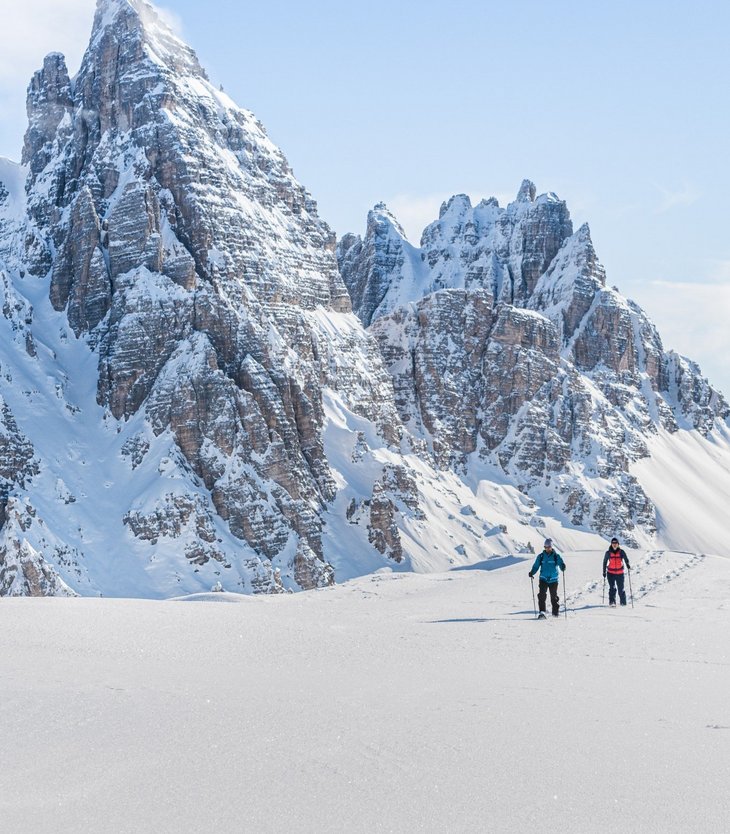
[529,538,566,617]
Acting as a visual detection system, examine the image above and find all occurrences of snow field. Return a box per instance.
[1,548,728,833]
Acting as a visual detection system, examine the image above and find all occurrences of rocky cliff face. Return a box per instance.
[0,0,410,596]
[339,184,729,545]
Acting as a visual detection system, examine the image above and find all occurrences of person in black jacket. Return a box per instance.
[603,537,631,606]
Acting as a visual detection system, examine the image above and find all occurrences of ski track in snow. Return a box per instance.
[566,549,707,609]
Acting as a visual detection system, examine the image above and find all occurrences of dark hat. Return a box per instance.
[544,538,553,548]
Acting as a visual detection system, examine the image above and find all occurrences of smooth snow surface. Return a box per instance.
[2,550,728,833]
[0,157,27,213]
[633,425,730,556]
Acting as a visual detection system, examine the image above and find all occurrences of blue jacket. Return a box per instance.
[531,549,565,584]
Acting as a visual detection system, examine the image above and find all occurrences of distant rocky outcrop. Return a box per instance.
[339,184,729,544]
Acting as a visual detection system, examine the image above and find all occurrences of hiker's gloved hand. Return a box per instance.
[528,571,534,578]
[603,571,606,578]
[560,565,565,572]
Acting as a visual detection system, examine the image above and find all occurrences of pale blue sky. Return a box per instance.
[1,0,728,394]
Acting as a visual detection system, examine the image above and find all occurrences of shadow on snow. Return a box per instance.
[450,555,529,572]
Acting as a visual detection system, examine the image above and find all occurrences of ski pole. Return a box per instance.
[530,575,537,618]
[602,575,605,605]
[628,567,634,608]
[562,570,568,620]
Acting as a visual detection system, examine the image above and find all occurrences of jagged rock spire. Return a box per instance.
[338,182,729,547]
[342,182,573,317]
[439,194,472,219]
[336,202,415,327]
[370,203,407,239]
[22,53,73,171]
[516,179,537,202]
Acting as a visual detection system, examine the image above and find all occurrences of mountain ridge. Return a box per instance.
[338,182,729,546]
[0,0,728,597]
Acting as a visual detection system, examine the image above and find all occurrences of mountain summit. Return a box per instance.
[89,0,200,70]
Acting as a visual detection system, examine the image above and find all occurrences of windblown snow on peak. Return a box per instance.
[91,0,190,64]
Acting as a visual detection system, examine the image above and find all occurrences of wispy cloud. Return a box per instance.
[653,182,701,214]
[0,0,96,158]
[155,6,184,36]
[633,280,730,397]
[0,0,96,82]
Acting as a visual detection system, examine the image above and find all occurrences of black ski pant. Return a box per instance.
[607,572,626,605]
[538,580,560,616]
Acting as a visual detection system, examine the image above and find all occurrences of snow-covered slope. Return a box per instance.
[1,553,728,832]
[632,422,730,554]
[339,186,730,552]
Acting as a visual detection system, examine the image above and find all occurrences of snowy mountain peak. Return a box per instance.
[92,0,175,41]
[345,182,573,313]
[0,0,404,597]
[477,196,501,209]
[41,51,66,64]
[89,0,202,78]
[575,221,592,240]
[94,0,144,17]
[369,202,407,239]
[438,193,472,219]
[516,178,537,202]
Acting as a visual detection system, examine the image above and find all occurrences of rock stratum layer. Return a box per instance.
[0,0,728,597]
